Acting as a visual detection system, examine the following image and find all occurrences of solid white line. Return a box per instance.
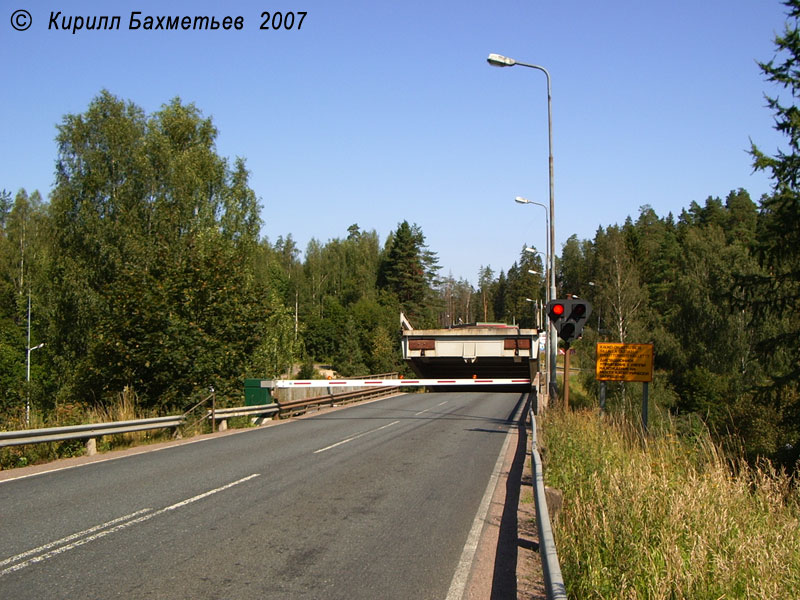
[414,400,448,416]
[313,421,400,454]
[161,473,260,512]
[0,474,260,577]
[444,401,522,600]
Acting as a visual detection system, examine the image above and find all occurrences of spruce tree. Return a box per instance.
[746,0,800,462]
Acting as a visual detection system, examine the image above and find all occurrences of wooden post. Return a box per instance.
[563,344,571,410]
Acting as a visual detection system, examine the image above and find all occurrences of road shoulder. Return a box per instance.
[464,404,546,599]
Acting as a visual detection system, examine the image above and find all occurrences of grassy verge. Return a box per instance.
[1,387,213,469]
[540,409,800,599]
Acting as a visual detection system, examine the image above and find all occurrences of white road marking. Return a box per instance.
[0,509,153,568]
[0,474,260,577]
[313,421,400,454]
[415,400,448,416]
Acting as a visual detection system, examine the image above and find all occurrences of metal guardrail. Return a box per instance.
[0,416,185,455]
[208,404,279,420]
[207,403,279,430]
[0,416,185,446]
[529,401,567,600]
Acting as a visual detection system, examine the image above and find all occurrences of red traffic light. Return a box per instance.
[547,298,593,344]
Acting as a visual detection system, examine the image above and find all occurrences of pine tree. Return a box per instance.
[378,221,439,320]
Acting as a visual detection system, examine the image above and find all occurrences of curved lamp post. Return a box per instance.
[490,53,558,404]
[26,292,45,426]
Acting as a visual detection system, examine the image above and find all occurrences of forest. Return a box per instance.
[2,6,800,469]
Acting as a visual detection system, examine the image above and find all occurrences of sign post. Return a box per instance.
[596,342,654,430]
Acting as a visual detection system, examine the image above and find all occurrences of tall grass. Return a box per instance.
[540,409,800,599]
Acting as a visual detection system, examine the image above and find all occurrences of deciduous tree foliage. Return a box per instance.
[1,95,439,425]
[48,91,264,410]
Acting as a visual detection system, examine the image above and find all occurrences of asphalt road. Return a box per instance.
[0,391,524,599]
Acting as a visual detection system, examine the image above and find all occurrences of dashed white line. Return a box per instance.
[415,400,448,416]
[313,421,400,454]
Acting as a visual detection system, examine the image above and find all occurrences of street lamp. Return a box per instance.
[520,200,550,293]
[524,252,550,394]
[516,196,549,282]
[525,297,543,329]
[26,342,44,427]
[490,53,558,405]
[25,292,45,427]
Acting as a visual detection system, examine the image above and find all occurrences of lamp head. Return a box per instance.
[487,53,516,67]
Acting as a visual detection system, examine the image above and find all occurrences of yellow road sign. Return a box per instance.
[596,343,654,382]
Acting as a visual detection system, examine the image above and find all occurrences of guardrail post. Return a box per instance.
[211,386,216,433]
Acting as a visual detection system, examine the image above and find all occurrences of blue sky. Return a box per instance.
[0,1,790,284]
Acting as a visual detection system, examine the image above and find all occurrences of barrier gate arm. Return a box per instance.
[260,378,531,389]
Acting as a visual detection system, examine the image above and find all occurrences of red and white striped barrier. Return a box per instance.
[263,378,532,388]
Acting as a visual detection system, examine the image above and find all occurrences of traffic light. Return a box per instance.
[547,298,592,344]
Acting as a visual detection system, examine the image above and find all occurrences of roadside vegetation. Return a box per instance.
[541,407,800,599]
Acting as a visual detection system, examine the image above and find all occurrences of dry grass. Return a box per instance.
[85,385,171,451]
[540,409,800,599]
[86,385,141,424]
